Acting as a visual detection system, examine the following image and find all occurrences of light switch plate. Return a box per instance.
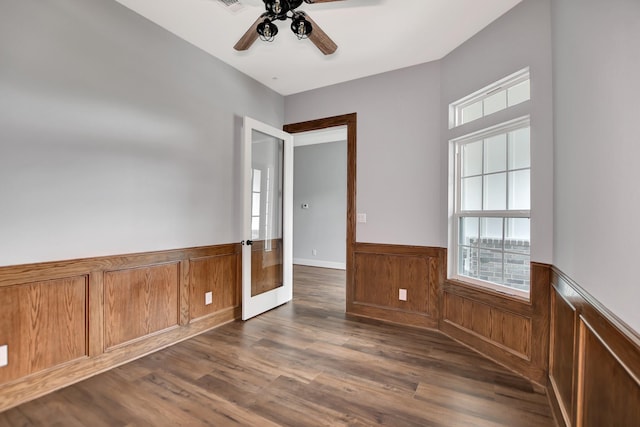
[399,289,407,301]
[357,213,367,223]
[205,291,213,305]
[0,345,7,367]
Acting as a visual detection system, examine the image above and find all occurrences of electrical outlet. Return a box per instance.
[357,213,367,223]
[399,289,407,301]
[0,345,7,368]
[205,291,213,305]
[312,249,317,256]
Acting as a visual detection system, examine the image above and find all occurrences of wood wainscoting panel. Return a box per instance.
[549,282,579,426]
[548,268,640,427]
[104,263,180,349]
[354,253,429,313]
[443,292,531,359]
[349,244,444,329]
[577,318,640,427]
[0,244,241,411]
[250,239,283,297]
[0,276,87,385]
[189,252,240,321]
[442,263,550,385]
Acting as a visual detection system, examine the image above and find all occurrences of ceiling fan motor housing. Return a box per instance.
[264,0,305,19]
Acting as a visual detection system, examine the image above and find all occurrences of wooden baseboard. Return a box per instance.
[293,258,346,270]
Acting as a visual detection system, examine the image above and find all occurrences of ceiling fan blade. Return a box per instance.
[306,15,338,55]
[233,15,265,51]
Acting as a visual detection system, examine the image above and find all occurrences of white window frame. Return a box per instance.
[451,116,531,299]
[449,67,530,129]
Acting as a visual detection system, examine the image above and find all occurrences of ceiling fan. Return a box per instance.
[233,0,341,55]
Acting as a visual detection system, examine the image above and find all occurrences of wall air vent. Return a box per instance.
[216,0,245,13]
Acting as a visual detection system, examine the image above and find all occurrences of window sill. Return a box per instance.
[445,277,532,306]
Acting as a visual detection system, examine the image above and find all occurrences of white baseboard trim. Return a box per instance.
[293,258,346,270]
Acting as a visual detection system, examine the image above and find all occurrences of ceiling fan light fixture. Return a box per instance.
[257,19,278,42]
[291,14,312,39]
[235,0,337,54]
[269,0,283,15]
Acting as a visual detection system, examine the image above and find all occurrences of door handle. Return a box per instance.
[242,240,253,246]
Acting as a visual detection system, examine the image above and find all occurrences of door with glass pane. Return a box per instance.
[242,117,293,320]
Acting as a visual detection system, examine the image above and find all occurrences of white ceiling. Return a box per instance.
[114,0,522,95]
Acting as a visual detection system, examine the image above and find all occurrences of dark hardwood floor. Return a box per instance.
[0,265,554,426]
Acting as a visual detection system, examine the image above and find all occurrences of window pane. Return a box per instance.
[461,176,482,211]
[505,217,530,242]
[507,80,530,107]
[508,127,530,170]
[483,173,506,210]
[458,245,478,279]
[508,169,530,210]
[462,140,483,177]
[478,249,503,284]
[504,252,530,291]
[461,101,482,124]
[483,90,507,115]
[252,193,261,216]
[252,169,262,192]
[480,217,503,249]
[484,134,507,173]
[505,218,530,256]
[459,217,479,246]
[480,218,503,242]
[251,216,260,239]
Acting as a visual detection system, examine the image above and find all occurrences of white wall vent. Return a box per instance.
[215,0,245,13]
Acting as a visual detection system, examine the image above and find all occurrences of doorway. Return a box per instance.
[292,126,347,270]
[283,113,357,311]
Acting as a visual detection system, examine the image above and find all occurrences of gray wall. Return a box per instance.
[440,0,554,265]
[293,141,347,267]
[285,0,553,263]
[0,0,284,266]
[552,0,640,332]
[286,62,443,247]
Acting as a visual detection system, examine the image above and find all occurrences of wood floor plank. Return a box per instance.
[0,265,554,426]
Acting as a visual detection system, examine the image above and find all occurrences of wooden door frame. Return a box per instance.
[283,113,356,312]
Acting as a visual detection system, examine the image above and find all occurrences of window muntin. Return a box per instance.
[449,68,530,128]
[453,117,531,297]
